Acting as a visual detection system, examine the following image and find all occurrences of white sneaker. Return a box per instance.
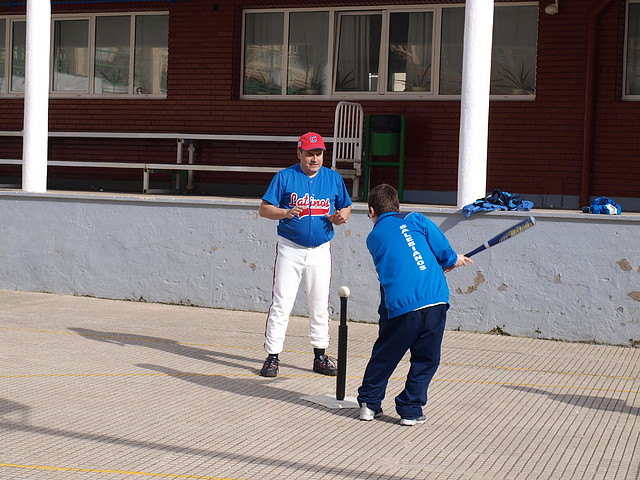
[400,415,426,426]
[359,403,383,421]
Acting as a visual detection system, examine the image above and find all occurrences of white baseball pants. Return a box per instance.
[264,236,332,355]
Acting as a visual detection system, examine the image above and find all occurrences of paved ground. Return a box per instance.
[1,289,639,480]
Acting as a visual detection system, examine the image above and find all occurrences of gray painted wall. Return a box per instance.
[1,191,638,346]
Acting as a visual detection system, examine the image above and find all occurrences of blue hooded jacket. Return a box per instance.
[366,212,458,318]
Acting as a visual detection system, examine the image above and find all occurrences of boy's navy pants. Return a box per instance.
[357,303,448,419]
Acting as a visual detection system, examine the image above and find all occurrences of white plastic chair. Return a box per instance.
[331,101,364,198]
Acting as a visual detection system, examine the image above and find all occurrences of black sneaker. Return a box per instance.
[313,355,337,376]
[260,356,279,377]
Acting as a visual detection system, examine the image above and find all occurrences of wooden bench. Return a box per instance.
[0,101,364,196]
[0,155,287,193]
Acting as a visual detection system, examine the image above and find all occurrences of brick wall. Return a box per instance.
[1,0,637,205]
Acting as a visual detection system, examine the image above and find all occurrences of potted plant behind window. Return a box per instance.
[404,64,431,92]
[494,62,534,95]
[630,73,640,95]
[287,63,325,95]
[298,35,325,95]
[335,70,355,91]
[245,69,281,95]
[303,69,324,95]
[388,45,432,93]
[244,44,282,95]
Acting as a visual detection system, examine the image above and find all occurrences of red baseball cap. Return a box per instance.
[297,132,326,151]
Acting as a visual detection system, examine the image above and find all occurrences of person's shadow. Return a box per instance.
[68,327,309,375]
[0,398,30,424]
[505,385,639,416]
[137,363,304,402]
[136,363,359,418]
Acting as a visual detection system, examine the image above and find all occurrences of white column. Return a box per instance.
[457,0,494,208]
[22,0,51,193]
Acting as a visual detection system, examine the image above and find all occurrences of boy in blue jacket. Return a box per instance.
[357,184,473,425]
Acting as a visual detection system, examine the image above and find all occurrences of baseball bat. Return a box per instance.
[336,286,350,401]
[464,216,536,257]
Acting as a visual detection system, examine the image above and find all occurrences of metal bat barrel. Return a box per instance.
[465,216,535,257]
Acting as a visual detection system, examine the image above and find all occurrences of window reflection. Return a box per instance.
[134,15,168,95]
[335,14,382,92]
[95,16,130,94]
[11,20,26,92]
[243,12,284,95]
[287,12,328,95]
[53,19,89,92]
[388,12,433,93]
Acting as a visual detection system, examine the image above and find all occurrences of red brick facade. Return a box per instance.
[0,0,637,209]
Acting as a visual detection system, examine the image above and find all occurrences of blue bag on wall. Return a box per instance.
[589,197,622,215]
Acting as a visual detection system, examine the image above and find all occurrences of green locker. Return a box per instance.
[363,115,406,201]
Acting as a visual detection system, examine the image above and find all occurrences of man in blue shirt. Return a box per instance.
[258,132,352,377]
[357,184,472,425]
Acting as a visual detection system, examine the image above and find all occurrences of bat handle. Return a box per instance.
[464,245,485,257]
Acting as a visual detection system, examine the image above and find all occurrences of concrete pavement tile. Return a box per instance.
[1,289,639,480]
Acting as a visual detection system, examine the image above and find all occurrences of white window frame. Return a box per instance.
[0,18,7,93]
[241,3,538,101]
[624,0,640,100]
[0,11,168,98]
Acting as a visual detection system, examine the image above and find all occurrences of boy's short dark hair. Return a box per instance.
[368,184,400,216]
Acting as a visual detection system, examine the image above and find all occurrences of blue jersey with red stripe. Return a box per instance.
[262,164,352,248]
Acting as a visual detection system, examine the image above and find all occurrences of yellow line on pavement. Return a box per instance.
[0,326,262,351]
[1,371,638,394]
[0,462,244,480]
[0,372,254,379]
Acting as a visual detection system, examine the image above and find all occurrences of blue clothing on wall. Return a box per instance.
[262,164,352,248]
[462,189,533,218]
[589,196,622,215]
[366,211,458,318]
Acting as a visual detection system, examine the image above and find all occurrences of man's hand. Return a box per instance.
[325,211,347,225]
[258,200,305,220]
[285,205,305,219]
